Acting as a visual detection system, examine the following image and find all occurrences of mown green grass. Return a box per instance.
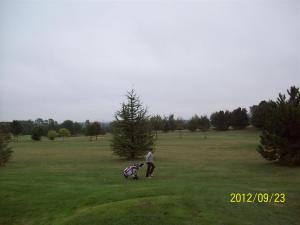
[0,130,300,225]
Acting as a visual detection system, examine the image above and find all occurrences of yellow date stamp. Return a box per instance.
[229,193,286,203]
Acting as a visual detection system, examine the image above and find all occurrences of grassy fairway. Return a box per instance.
[0,130,300,225]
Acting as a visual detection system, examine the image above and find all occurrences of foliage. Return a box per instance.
[175,117,185,130]
[257,86,300,166]
[48,119,59,132]
[250,101,276,129]
[85,122,104,140]
[187,115,199,132]
[73,122,83,135]
[11,120,23,141]
[111,89,154,159]
[58,128,71,140]
[210,110,231,131]
[61,120,74,135]
[47,130,58,141]
[230,107,249,129]
[0,129,13,167]
[150,115,164,137]
[167,114,176,131]
[31,126,43,141]
[162,116,170,132]
[198,116,210,131]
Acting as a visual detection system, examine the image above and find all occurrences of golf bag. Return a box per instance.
[123,163,144,180]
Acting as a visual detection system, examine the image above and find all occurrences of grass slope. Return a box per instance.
[0,130,300,225]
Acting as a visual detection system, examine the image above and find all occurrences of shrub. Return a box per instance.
[47,130,58,140]
[31,126,43,141]
[0,129,13,167]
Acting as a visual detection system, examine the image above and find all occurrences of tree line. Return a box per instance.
[148,107,249,135]
[0,119,107,142]
[1,86,299,166]
[0,98,282,142]
[111,86,300,166]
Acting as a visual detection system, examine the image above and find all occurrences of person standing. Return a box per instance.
[145,148,155,177]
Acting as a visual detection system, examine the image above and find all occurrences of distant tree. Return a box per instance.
[33,118,50,136]
[210,110,231,131]
[250,101,276,129]
[175,117,185,138]
[11,120,23,142]
[85,123,95,141]
[168,114,176,131]
[162,116,170,132]
[35,118,44,125]
[187,115,200,132]
[230,107,249,129]
[48,118,58,131]
[47,130,58,141]
[199,116,210,132]
[92,122,102,140]
[103,122,112,133]
[257,86,300,166]
[31,126,43,141]
[111,89,154,159]
[0,128,13,167]
[73,122,83,135]
[61,120,74,135]
[150,115,164,137]
[19,120,34,135]
[0,122,11,133]
[59,128,71,141]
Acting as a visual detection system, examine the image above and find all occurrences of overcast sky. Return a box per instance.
[0,0,299,122]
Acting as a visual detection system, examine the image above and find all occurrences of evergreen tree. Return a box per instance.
[85,123,95,141]
[199,116,210,131]
[11,120,23,142]
[0,128,13,167]
[162,116,170,132]
[210,110,231,131]
[91,122,102,140]
[257,86,300,166]
[187,115,199,132]
[111,89,154,159]
[175,117,185,138]
[230,107,249,129]
[250,101,276,129]
[168,114,176,131]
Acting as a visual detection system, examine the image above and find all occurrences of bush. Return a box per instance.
[47,130,58,140]
[59,128,71,141]
[31,127,43,141]
[0,129,13,167]
[257,86,300,166]
[187,115,199,132]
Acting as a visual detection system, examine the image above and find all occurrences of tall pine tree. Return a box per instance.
[111,89,154,159]
[257,86,300,165]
